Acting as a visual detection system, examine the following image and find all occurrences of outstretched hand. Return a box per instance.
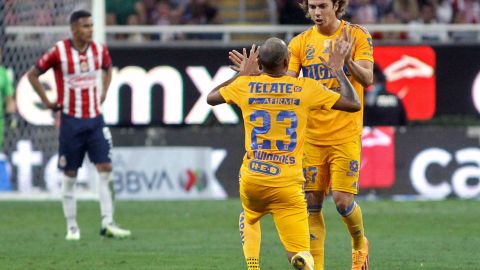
[318,27,355,72]
[238,44,261,76]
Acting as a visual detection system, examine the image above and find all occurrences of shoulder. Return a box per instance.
[344,21,371,37]
[226,75,248,89]
[289,26,314,45]
[54,39,70,49]
[91,41,109,52]
[297,77,320,89]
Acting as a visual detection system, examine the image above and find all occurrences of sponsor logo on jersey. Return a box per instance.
[248,97,300,105]
[306,44,315,60]
[248,160,280,176]
[66,72,98,88]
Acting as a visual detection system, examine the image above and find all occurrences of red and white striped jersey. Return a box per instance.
[36,39,112,118]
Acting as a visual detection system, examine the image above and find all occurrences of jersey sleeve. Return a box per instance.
[36,45,60,74]
[288,35,302,74]
[219,77,243,105]
[101,45,112,70]
[352,25,374,63]
[307,79,341,110]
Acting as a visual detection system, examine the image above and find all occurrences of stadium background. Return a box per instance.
[1,0,479,200]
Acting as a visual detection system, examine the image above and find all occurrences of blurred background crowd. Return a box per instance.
[3,0,480,42]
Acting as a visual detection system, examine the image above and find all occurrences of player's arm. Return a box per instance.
[345,59,373,87]
[331,69,361,112]
[26,67,58,110]
[101,66,112,104]
[100,46,113,104]
[344,26,374,86]
[27,46,60,111]
[207,78,234,105]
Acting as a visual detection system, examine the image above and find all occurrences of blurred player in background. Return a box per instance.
[229,0,374,269]
[209,37,360,270]
[26,10,131,240]
[0,48,16,191]
[364,63,407,126]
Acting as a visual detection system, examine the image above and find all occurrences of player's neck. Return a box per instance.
[263,71,285,77]
[315,19,341,36]
[71,38,89,52]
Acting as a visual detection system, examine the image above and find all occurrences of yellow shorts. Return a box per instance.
[239,179,310,253]
[303,137,361,194]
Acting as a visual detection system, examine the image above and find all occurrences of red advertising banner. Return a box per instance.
[360,127,395,189]
[374,46,436,121]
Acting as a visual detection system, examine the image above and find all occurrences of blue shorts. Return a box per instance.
[58,113,112,171]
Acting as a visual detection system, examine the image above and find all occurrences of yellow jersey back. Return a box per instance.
[220,74,340,187]
[288,20,374,145]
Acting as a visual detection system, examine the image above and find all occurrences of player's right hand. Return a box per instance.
[45,101,62,111]
[238,45,261,76]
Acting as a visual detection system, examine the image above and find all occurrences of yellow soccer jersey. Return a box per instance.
[288,20,374,145]
[220,74,340,187]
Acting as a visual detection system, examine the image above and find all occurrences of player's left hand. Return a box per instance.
[228,49,244,72]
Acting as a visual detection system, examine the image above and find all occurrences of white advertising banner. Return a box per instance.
[0,146,228,200]
[112,147,227,200]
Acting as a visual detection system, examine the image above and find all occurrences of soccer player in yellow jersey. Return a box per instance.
[208,37,360,270]
[229,1,374,269]
[290,1,374,270]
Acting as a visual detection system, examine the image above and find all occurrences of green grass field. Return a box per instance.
[0,199,478,270]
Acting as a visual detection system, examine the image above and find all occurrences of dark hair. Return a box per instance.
[300,0,349,19]
[70,10,91,24]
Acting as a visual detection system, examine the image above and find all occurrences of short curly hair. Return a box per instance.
[299,0,349,19]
